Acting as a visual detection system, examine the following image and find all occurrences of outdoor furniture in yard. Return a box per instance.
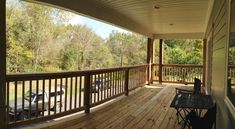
[170,93,214,129]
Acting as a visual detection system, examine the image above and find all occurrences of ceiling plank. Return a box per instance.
[25,0,210,39]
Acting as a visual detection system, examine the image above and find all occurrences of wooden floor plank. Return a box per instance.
[66,88,159,129]
[111,88,168,129]
[23,85,182,129]
[142,87,175,129]
[125,87,173,129]
[98,88,162,129]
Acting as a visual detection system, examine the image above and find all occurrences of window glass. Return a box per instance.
[227,0,235,106]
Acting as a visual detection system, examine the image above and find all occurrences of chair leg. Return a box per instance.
[181,119,191,129]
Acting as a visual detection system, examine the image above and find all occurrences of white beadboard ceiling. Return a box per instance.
[26,0,212,39]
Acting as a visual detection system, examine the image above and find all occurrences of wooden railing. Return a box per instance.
[228,65,235,85]
[152,64,203,84]
[6,65,148,128]
[228,65,235,79]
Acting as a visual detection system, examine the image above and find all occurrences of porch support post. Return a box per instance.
[0,0,7,128]
[84,73,91,113]
[159,39,163,84]
[147,38,153,84]
[202,39,207,88]
[124,69,129,96]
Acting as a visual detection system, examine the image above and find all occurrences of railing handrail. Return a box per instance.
[6,64,148,81]
[228,65,235,68]
[152,63,203,67]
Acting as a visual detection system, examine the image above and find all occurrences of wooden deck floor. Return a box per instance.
[25,85,182,129]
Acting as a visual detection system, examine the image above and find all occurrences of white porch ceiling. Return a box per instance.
[26,0,212,39]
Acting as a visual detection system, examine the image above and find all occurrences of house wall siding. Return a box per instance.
[206,0,235,128]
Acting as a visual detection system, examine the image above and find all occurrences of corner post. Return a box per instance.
[203,39,207,88]
[147,38,154,84]
[159,39,163,84]
[84,73,91,113]
[0,0,7,128]
[125,69,129,96]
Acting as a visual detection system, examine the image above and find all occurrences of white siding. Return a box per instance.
[205,0,235,128]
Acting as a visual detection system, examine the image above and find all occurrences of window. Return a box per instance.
[227,0,235,106]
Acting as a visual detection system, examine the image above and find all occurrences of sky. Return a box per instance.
[69,13,129,39]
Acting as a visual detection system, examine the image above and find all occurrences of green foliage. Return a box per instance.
[6,0,204,74]
[228,39,235,65]
[106,31,147,67]
[163,40,203,64]
[60,44,77,70]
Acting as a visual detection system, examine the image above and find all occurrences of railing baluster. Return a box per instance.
[123,71,125,92]
[65,78,68,111]
[114,72,117,95]
[112,72,114,96]
[60,78,62,113]
[109,72,112,98]
[36,80,39,117]
[74,77,78,108]
[106,73,108,98]
[48,79,51,116]
[14,81,17,122]
[125,69,129,96]
[117,71,120,94]
[21,81,24,119]
[70,77,73,110]
[101,73,104,100]
[90,75,93,104]
[119,71,122,93]
[79,77,82,108]
[94,74,96,103]
[6,82,9,123]
[98,74,100,101]
[54,78,57,114]
[42,79,45,116]
[104,73,106,99]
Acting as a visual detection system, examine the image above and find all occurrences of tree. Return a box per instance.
[163,39,203,64]
[60,44,77,70]
[106,31,147,67]
[6,1,33,72]
[6,0,147,73]
[6,0,70,72]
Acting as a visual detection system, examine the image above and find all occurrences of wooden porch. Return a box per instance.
[23,85,182,129]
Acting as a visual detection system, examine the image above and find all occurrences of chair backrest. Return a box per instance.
[227,79,232,95]
[193,78,201,94]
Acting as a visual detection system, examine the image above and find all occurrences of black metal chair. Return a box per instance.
[182,104,216,129]
[227,79,232,96]
[175,78,202,124]
[176,78,202,95]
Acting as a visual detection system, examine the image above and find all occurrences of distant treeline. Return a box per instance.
[6,0,206,73]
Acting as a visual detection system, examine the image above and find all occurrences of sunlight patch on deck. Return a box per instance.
[132,86,170,117]
[145,85,164,89]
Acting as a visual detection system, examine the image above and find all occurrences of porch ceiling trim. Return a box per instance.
[153,33,204,39]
